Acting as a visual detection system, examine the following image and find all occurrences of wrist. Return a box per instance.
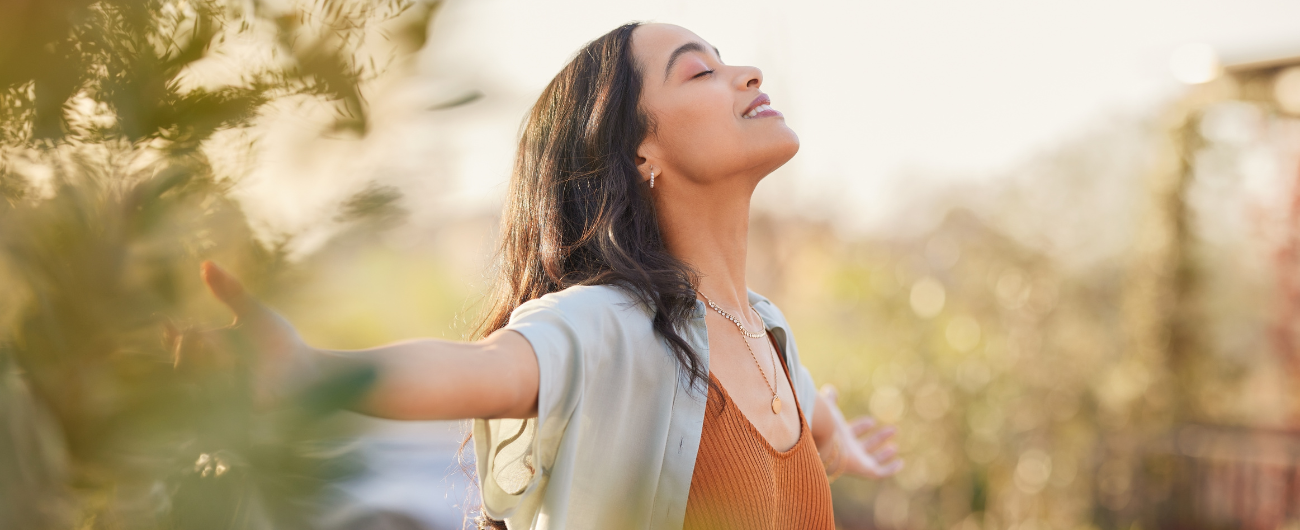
[820,431,848,483]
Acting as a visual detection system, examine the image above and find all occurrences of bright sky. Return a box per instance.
[239,0,1300,241]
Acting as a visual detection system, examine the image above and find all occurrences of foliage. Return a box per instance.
[0,0,437,528]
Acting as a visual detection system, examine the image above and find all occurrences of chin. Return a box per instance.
[749,137,799,176]
[769,127,800,164]
[769,119,799,149]
[782,129,800,157]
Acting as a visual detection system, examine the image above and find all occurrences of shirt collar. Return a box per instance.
[746,289,787,336]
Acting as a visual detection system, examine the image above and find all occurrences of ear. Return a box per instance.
[635,139,661,185]
[636,160,657,185]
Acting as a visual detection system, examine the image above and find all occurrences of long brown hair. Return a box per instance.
[468,22,710,529]
[476,22,706,388]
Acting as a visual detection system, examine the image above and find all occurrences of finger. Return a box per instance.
[819,383,839,403]
[873,457,904,477]
[850,416,877,436]
[175,328,238,374]
[163,322,183,361]
[869,444,899,464]
[201,261,257,319]
[859,425,897,451]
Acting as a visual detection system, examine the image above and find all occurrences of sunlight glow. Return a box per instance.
[1169,42,1221,84]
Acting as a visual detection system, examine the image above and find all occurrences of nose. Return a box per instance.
[736,65,762,90]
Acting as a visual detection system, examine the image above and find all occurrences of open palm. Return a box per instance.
[199,261,316,407]
[820,385,904,480]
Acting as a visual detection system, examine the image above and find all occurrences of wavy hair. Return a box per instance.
[475,22,706,389]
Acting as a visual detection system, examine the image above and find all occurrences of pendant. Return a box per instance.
[771,395,782,414]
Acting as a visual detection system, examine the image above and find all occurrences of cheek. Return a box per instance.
[658,98,747,168]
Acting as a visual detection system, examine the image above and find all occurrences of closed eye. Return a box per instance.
[693,69,714,79]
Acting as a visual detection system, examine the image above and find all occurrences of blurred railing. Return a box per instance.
[1153,424,1300,530]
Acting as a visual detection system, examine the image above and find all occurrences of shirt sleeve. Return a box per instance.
[472,294,587,521]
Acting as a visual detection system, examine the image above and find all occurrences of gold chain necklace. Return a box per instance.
[705,296,767,338]
[701,292,782,414]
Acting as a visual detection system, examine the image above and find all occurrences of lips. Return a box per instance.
[743,95,769,120]
[742,93,780,119]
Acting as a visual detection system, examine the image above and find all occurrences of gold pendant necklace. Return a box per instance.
[701,292,781,414]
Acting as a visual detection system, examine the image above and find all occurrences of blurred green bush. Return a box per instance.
[0,1,436,528]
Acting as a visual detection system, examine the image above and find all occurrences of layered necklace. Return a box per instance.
[701,292,782,414]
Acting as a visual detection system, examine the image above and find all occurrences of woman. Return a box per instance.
[200,22,902,530]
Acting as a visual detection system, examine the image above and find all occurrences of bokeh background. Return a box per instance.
[6,1,1300,529]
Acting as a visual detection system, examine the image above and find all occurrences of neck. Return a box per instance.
[655,175,758,321]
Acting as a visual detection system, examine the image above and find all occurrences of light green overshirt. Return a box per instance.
[472,284,819,530]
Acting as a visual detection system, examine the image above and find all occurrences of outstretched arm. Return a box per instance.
[315,331,539,420]
[810,384,903,480]
[200,261,540,421]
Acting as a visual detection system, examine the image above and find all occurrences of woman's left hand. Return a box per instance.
[818,384,903,480]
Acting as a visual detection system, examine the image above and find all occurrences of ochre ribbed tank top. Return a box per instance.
[682,335,836,529]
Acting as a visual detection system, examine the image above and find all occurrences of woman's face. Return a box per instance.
[631,23,799,186]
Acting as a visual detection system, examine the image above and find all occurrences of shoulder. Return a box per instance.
[510,284,651,326]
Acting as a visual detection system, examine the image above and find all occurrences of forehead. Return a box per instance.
[630,23,713,70]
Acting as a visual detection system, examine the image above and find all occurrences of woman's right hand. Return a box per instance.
[198,260,541,420]
[199,261,317,407]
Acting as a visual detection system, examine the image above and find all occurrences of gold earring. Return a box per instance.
[650,170,655,189]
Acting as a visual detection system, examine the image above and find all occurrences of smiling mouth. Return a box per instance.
[742,94,782,119]
[743,104,775,119]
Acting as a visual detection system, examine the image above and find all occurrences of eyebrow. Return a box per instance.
[664,41,722,80]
